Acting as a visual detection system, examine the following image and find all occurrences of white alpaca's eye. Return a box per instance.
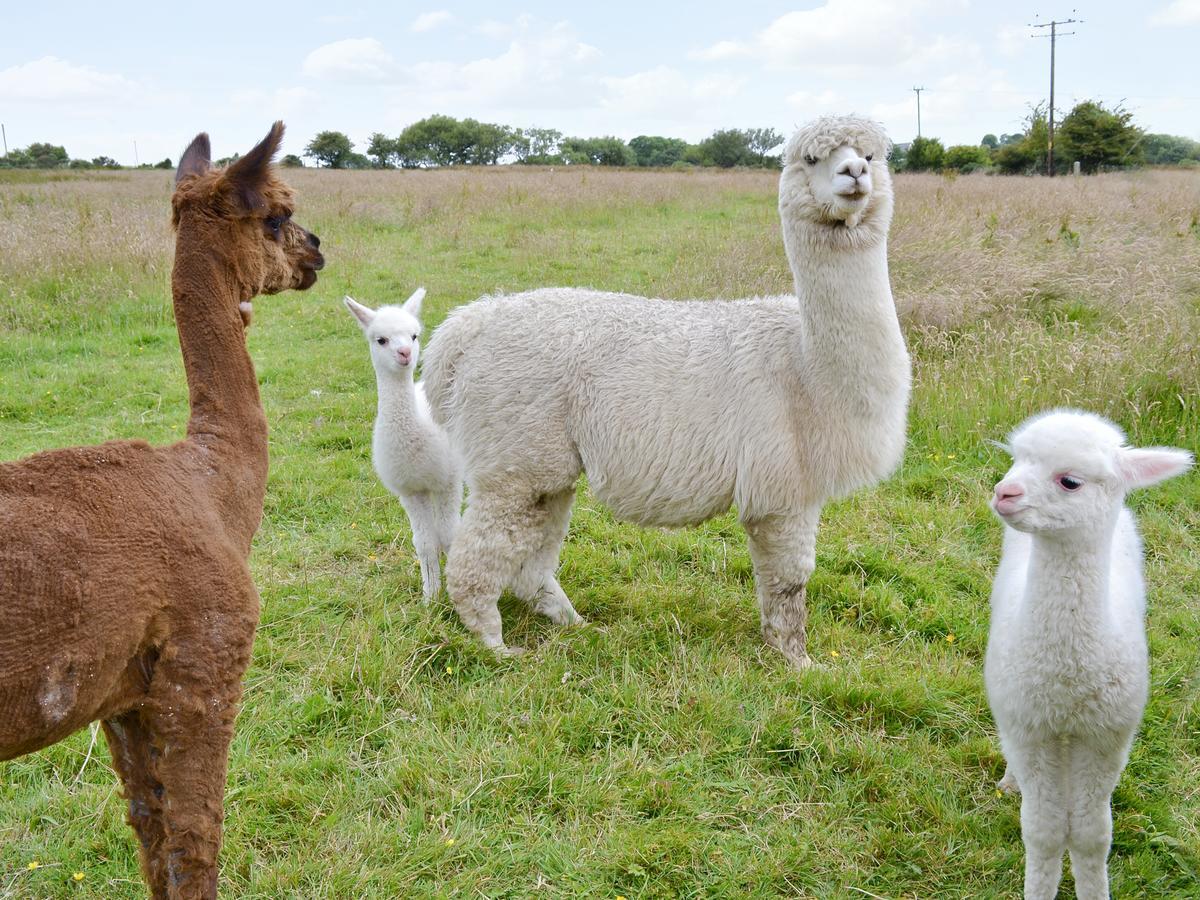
[803,154,818,166]
[1056,474,1083,491]
[865,154,874,162]
[412,334,418,341]
[377,337,388,346]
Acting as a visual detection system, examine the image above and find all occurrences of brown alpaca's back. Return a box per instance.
[0,122,323,900]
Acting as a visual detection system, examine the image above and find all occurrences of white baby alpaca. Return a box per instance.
[345,289,462,600]
[985,409,1192,900]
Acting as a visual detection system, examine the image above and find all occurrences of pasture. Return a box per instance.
[1,164,1197,897]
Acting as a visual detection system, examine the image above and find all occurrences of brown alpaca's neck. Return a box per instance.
[171,211,269,546]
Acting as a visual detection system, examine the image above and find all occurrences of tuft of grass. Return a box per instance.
[1,167,1198,897]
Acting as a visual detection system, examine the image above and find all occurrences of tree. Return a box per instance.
[514,127,564,164]
[366,132,397,168]
[1142,133,1200,166]
[560,136,634,166]
[305,131,355,168]
[25,143,69,168]
[628,135,689,167]
[904,136,945,172]
[699,129,751,167]
[154,158,173,169]
[744,127,784,167]
[981,133,1000,150]
[1056,101,1142,173]
[280,154,305,168]
[91,156,120,169]
[943,144,991,172]
[992,106,1048,175]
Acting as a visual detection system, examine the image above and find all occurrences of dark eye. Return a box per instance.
[1056,474,1083,491]
[376,337,389,346]
[265,215,283,234]
[865,154,874,162]
[803,154,818,166]
[412,334,419,341]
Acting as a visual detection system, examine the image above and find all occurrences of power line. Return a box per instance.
[1031,13,1081,176]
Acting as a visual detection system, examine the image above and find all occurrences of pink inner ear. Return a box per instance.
[1119,447,1194,488]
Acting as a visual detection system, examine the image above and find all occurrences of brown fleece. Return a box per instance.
[0,121,323,899]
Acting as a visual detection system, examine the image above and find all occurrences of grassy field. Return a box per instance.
[1,163,1198,898]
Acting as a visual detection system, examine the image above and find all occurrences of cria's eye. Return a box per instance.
[1056,474,1083,491]
[803,154,818,166]
[865,154,874,162]
[376,337,389,346]
[412,334,419,341]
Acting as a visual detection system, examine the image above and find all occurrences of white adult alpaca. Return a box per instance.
[985,409,1192,900]
[422,115,910,665]
[345,290,462,600]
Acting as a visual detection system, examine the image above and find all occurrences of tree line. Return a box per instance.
[894,100,1198,175]
[298,116,785,170]
[3,100,1196,173]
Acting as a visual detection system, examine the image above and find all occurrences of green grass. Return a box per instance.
[1,167,1198,898]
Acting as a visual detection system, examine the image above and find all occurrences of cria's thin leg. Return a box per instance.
[509,489,584,627]
[103,711,168,898]
[446,488,555,655]
[1016,741,1069,900]
[401,492,442,602]
[743,506,821,669]
[1066,740,1126,900]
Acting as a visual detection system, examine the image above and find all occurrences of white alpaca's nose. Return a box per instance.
[837,157,869,179]
[993,480,1026,514]
[397,348,412,366]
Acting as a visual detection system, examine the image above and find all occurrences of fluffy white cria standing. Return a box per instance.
[345,289,462,600]
[421,115,911,663]
[984,409,1192,900]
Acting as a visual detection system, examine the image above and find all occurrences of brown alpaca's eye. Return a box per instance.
[803,154,818,166]
[377,337,388,346]
[265,216,283,235]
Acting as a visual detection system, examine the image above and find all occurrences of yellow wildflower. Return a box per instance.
[946,634,956,644]
[830,650,840,659]
[27,861,40,871]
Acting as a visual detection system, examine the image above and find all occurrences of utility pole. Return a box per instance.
[1,123,7,155]
[133,140,139,167]
[912,86,926,139]
[1031,15,1079,176]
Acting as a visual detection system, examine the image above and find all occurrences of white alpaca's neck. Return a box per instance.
[1020,517,1119,640]
[373,367,419,418]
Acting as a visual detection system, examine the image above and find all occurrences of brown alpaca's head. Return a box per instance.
[171,121,324,297]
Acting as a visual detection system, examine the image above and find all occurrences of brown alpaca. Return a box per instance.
[0,122,323,898]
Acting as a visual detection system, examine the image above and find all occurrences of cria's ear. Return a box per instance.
[224,120,284,213]
[175,132,211,184]
[402,287,426,320]
[1118,446,1193,490]
[344,296,376,329]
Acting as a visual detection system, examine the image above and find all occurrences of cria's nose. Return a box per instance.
[994,481,1025,502]
[837,157,869,179]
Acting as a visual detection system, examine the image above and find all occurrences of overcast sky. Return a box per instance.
[2,1,1197,165]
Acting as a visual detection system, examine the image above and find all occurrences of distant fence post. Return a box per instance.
[1073,161,1081,176]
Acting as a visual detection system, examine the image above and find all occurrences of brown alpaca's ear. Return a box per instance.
[175,133,211,184]
[225,121,285,214]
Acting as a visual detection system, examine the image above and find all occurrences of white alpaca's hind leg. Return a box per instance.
[743,506,821,669]
[1066,740,1124,900]
[446,487,555,655]
[509,489,583,626]
[998,763,1021,794]
[402,492,441,603]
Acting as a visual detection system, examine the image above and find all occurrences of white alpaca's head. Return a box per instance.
[344,288,426,377]
[780,115,893,236]
[991,409,1192,535]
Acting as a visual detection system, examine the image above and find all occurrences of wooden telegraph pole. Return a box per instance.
[1031,16,1079,176]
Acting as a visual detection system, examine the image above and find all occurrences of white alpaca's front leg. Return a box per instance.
[1066,740,1126,900]
[509,489,584,627]
[402,492,442,603]
[1014,740,1069,900]
[743,505,821,669]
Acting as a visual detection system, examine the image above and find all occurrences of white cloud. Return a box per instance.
[600,66,746,115]
[786,89,842,112]
[302,38,398,82]
[408,18,603,108]
[995,23,1029,56]
[0,56,138,103]
[411,10,453,33]
[688,40,748,62]
[1150,0,1200,25]
[230,87,320,116]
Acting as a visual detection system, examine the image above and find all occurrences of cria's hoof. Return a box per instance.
[997,770,1021,795]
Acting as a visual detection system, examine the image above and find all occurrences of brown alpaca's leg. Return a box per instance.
[103,712,169,898]
[143,605,255,900]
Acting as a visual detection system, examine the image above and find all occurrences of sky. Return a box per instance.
[1,1,1198,165]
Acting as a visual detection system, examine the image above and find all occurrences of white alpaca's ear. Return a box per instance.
[1118,446,1193,490]
[402,287,426,320]
[344,296,376,330]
